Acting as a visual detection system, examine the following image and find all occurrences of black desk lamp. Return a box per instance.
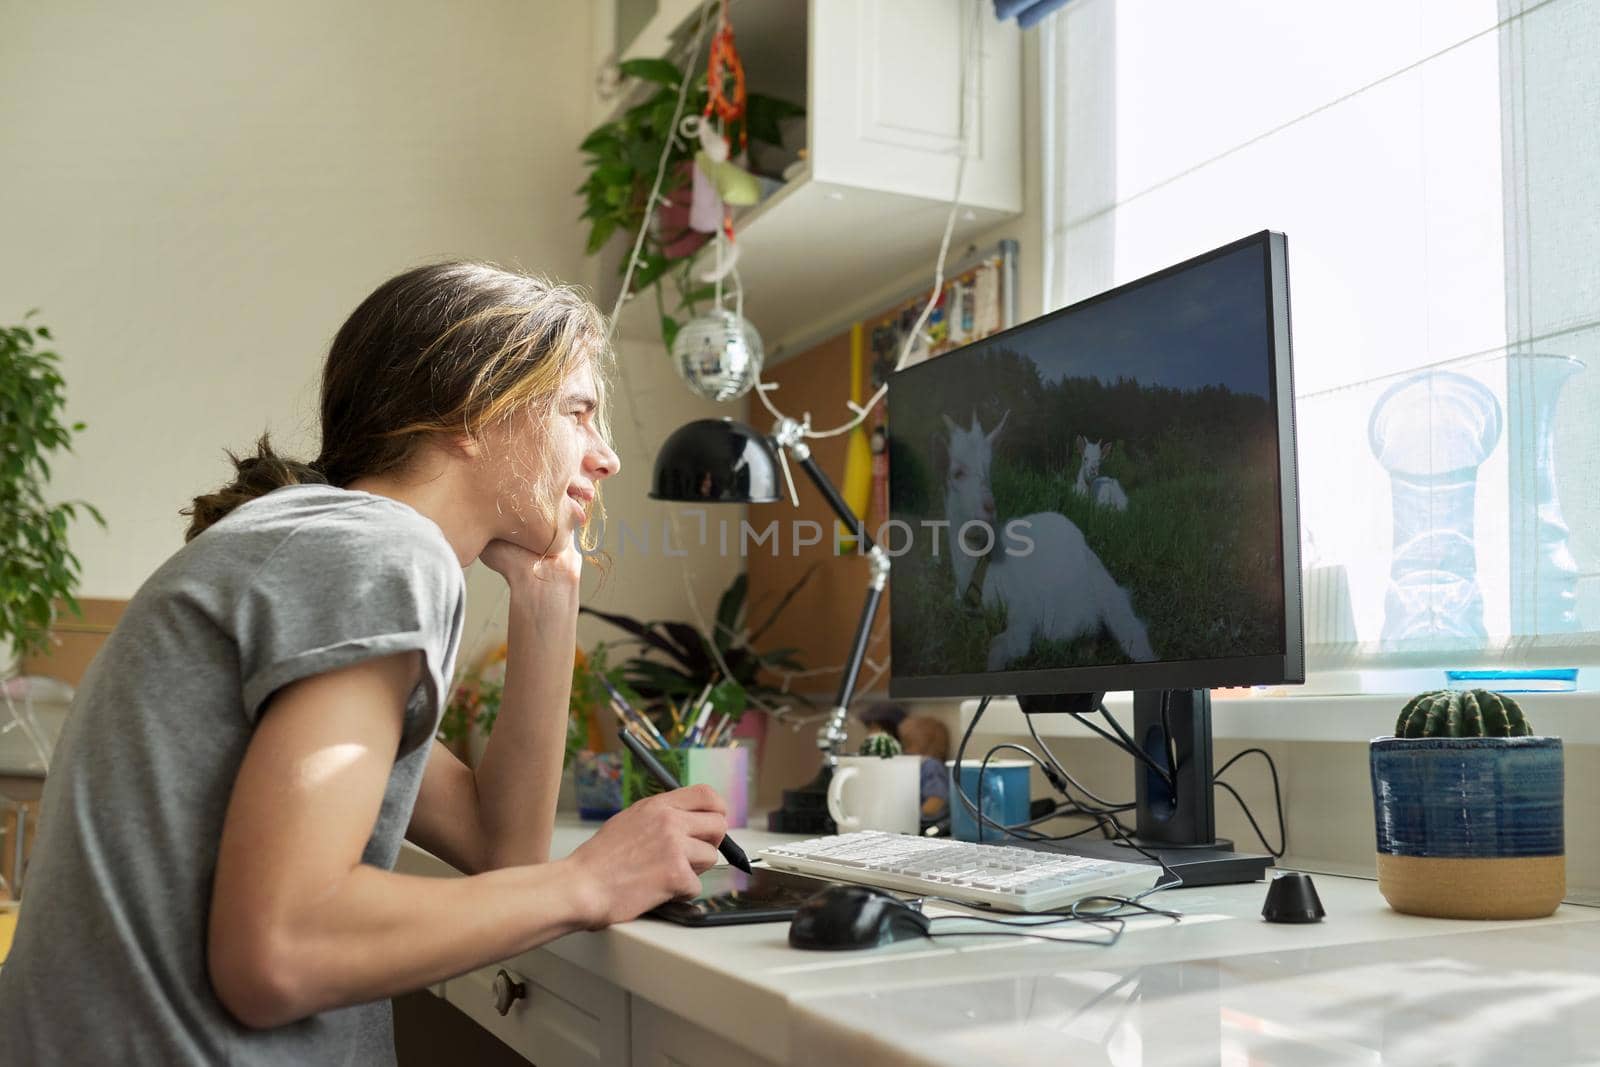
[651,416,889,834]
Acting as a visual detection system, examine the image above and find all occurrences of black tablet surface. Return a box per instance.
[647,866,837,926]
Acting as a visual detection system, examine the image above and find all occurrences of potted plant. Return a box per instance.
[577,58,802,349]
[1370,688,1564,919]
[1,312,105,769]
[437,643,633,820]
[580,569,815,767]
[567,644,632,820]
[436,643,507,767]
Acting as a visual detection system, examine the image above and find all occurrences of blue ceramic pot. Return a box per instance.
[574,751,623,821]
[1369,736,1565,918]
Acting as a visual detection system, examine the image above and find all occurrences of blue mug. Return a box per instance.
[948,760,1032,842]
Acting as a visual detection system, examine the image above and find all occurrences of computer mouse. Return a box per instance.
[788,885,931,950]
[1262,871,1326,923]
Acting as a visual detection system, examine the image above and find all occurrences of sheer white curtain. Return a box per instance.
[1043,0,1600,674]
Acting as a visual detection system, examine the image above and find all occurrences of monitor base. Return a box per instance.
[1020,835,1273,888]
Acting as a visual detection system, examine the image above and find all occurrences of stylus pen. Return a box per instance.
[616,726,753,874]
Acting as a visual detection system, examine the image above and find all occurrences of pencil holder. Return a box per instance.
[622,745,749,828]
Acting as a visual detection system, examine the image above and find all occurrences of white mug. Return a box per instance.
[826,755,922,834]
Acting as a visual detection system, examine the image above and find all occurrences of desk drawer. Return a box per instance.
[445,949,628,1066]
[630,998,782,1067]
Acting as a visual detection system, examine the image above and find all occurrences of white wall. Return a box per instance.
[0,0,737,667]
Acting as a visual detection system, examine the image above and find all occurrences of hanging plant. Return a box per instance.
[577,56,802,349]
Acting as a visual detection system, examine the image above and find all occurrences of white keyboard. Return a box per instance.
[757,831,1161,913]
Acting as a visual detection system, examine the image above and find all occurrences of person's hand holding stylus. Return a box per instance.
[617,727,753,874]
[561,782,729,927]
[597,674,752,875]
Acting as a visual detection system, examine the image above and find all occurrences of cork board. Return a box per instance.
[19,598,126,686]
[749,331,889,701]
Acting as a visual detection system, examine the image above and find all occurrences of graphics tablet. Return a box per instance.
[647,865,837,926]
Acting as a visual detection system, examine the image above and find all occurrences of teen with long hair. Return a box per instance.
[0,262,729,1064]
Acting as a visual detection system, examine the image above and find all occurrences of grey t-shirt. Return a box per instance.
[0,484,466,1065]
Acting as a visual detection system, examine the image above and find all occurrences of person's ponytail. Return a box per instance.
[181,433,327,542]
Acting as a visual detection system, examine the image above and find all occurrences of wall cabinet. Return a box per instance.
[597,0,1022,354]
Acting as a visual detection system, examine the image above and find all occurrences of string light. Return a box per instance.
[466,1,984,721]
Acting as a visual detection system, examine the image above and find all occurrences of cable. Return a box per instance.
[1023,712,1135,812]
[967,743,1139,842]
[953,700,1158,883]
[1213,747,1287,858]
[1051,703,1174,792]
[953,696,1033,843]
[953,699,1182,899]
[972,742,1090,839]
[1016,704,1287,861]
[955,698,1081,844]
[1213,781,1282,859]
[1097,700,1175,791]
[912,894,1183,949]
[1160,690,1179,790]
[1015,725,1137,842]
[604,3,716,343]
[979,697,1191,894]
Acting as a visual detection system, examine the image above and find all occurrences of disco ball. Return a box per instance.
[671,309,763,403]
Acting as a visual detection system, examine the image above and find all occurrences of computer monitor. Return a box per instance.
[885,230,1301,883]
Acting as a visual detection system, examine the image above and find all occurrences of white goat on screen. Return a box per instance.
[1073,436,1129,511]
[942,412,1156,670]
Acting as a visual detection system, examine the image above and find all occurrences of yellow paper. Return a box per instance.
[0,904,17,964]
[839,322,873,550]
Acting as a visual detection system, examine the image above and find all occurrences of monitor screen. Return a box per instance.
[887,231,1302,699]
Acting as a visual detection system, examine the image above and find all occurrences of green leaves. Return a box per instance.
[618,57,682,88]
[744,93,805,148]
[576,52,804,348]
[0,314,104,670]
[585,217,618,256]
[632,251,673,291]
[578,569,818,727]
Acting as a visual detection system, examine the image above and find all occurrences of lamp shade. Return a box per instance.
[650,418,782,504]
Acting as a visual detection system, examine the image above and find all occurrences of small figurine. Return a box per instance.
[898,715,952,823]
[856,701,907,742]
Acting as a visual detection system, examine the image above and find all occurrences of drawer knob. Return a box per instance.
[491,969,526,1016]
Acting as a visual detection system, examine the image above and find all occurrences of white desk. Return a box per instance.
[398,817,1600,1067]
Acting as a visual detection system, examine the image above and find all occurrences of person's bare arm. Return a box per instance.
[409,539,583,872]
[208,651,726,1030]
[406,739,492,874]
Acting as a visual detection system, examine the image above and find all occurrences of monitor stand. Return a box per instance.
[1015,689,1272,887]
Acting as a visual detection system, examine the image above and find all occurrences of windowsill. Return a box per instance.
[960,690,1600,744]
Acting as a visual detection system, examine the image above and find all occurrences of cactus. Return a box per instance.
[1394,688,1534,738]
[859,732,903,758]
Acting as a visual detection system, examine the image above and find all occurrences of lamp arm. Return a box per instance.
[794,452,877,554]
[783,437,889,765]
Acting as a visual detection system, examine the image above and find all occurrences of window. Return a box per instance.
[1043,0,1600,676]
